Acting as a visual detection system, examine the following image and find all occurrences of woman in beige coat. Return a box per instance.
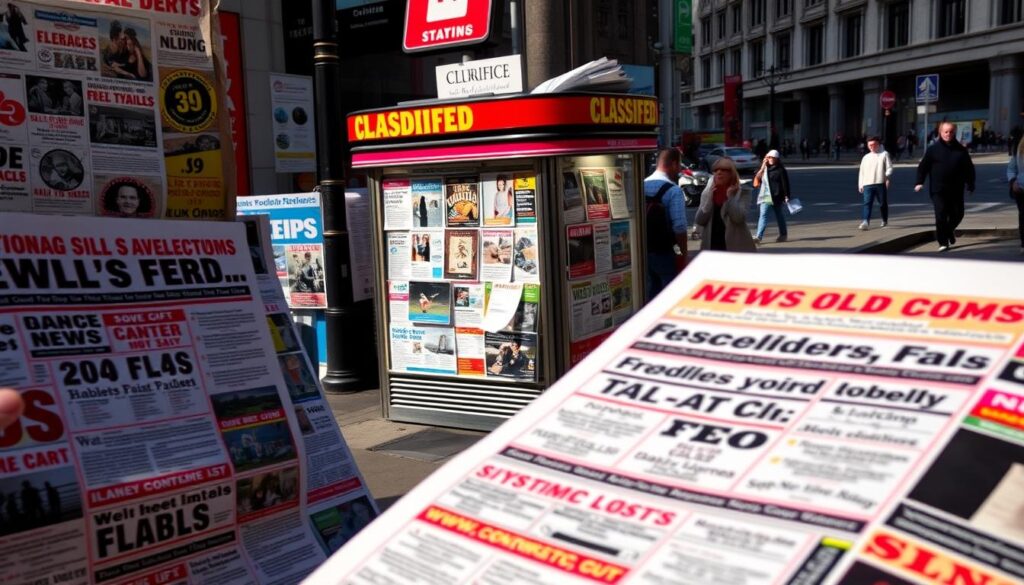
[694,158,757,252]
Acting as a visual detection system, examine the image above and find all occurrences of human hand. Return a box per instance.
[858,187,864,193]
[1013,181,1023,195]
[885,180,891,189]
[0,388,24,431]
[914,185,923,192]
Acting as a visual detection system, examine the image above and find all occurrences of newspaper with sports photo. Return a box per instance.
[0,213,374,585]
[306,252,1024,585]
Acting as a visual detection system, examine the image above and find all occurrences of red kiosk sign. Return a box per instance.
[403,0,493,53]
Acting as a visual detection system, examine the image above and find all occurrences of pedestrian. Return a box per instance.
[833,135,842,161]
[752,149,792,243]
[643,148,688,301]
[695,158,757,253]
[915,121,976,251]
[1011,126,1023,157]
[895,135,906,162]
[858,136,894,230]
[800,138,809,160]
[906,130,916,158]
[1008,133,1024,254]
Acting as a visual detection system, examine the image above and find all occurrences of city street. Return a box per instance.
[688,153,1019,255]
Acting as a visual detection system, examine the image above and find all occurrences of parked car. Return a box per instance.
[701,146,760,173]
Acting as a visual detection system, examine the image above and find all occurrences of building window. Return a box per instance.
[717,53,726,84]
[843,12,862,58]
[937,0,966,37]
[701,17,712,46]
[717,11,726,39]
[1000,0,1023,24]
[805,22,824,65]
[776,0,791,17]
[750,39,765,77]
[732,3,743,34]
[804,0,823,7]
[702,56,712,88]
[775,33,790,69]
[751,0,766,26]
[731,49,742,75]
[886,1,910,48]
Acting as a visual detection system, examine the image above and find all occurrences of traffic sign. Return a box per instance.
[403,0,493,53]
[880,90,896,110]
[915,74,939,103]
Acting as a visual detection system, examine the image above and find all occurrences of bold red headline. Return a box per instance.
[74,0,202,17]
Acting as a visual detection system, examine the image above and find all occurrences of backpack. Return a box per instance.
[646,182,676,253]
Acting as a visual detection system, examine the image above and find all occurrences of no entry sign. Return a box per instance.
[880,90,896,110]
[403,0,493,53]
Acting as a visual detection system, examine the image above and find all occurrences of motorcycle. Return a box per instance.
[677,164,710,207]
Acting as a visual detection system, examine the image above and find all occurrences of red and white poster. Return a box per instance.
[218,11,250,196]
[403,0,493,53]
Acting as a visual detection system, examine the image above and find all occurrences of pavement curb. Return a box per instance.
[854,228,1021,254]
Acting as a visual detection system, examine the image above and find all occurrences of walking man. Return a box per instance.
[915,122,976,251]
[644,149,688,302]
[858,137,894,230]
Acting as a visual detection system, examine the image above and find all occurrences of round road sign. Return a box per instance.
[880,90,896,110]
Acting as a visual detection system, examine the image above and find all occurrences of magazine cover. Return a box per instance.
[389,324,457,375]
[445,175,480,227]
[502,283,540,334]
[407,281,452,325]
[566,223,596,279]
[409,228,444,280]
[484,331,539,381]
[610,220,631,269]
[561,170,585,224]
[411,178,444,228]
[513,227,540,282]
[383,179,412,230]
[480,172,515,226]
[480,228,514,282]
[579,167,611,220]
[444,229,479,280]
[513,173,537,224]
[607,167,629,219]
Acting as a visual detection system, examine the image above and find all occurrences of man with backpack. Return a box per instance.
[644,148,688,302]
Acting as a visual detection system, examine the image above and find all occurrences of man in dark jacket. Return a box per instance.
[915,122,976,251]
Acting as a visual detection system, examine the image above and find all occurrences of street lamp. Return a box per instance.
[760,64,788,148]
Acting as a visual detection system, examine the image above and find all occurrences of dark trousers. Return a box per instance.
[1016,193,1024,247]
[930,190,965,246]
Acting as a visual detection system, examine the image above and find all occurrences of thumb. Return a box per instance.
[0,388,24,430]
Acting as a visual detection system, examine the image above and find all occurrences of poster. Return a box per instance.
[484,332,538,381]
[454,327,485,376]
[566,223,596,279]
[444,228,479,281]
[411,178,444,228]
[0,212,375,585]
[410,228,444,280]
[389,324,457,375]
[512,227,539,282]
[579,167,610,220]
[453,283,485,327]
[386,231,411,280]
[570,275,612,340]
[0,0,233,219]
[269,73,315,173]
[481,282,523,333]
[345,189,374,302]
[502,283,540,334]
[480,172,514,226]
[513,172,537,224]
[480,228,513,282]
[382,178,412,230]
[607,167,629,218]
[445,175,479,227]
[388,280,410,324]
[561,169,585,224]
[610,220,631,269]
[307,252,1024,585]
[594,221,612,274]
[407,281,451,325]
[237,192,329,309]
[608,270,633,324]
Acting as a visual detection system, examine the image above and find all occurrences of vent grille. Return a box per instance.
[388,375,544,430]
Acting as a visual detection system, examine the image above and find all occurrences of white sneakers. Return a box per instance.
[937,245,949,252]
[880,221,888,227]
[858,221,868,230]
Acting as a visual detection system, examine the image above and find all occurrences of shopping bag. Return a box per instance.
[786,198,803,214]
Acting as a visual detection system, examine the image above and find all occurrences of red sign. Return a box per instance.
[880,90,896,110]
[219,12,251,196]
[347,94,659,143]
[723,75,742,146]
[403,0,493,53]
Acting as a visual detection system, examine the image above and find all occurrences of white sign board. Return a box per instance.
[435,55,523,99]
[270,73,316,173]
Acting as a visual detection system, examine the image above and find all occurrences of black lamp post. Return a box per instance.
[312,0,375,393]
[760,64,788,147]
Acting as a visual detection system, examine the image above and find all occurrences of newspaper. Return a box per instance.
[0,0,233,219]
[530,57,632,94]
[0,212,374,585]
[306,252,1024,585]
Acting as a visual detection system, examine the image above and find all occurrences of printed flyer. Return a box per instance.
[513,173,537,224]
[484,331,539,381]
[444,175,479,227]
[609,220,631,269]
[593,221,612,274]
[579,167,610,220]
[269,73,315,173]
[411,178,443,228]
[453,283,485,328]
[0,212,374,585]
[567,223,596,279]
[480,228,513,282]
[512,227,540,283]
[443,229,479,281]
[409,228,444,280]
[561,169,585,224]
[305,253,1024,585]
[607,167,629,219]
[382,178,412,231]
[0,0,234,219]
[480,172,514,226]
[389,324,457,375]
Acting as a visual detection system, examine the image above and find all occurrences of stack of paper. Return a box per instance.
[531,57,633,94]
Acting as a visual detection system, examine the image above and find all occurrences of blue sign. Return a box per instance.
[236,193,323,245]
[915,74,939,103]
[621,65,655,96]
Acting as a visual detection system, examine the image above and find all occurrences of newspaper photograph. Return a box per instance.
[411,178,443,228]
[305,252,1024,585]
[480,172,515,227]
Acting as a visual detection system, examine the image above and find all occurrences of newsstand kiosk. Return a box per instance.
[349,93,659,430]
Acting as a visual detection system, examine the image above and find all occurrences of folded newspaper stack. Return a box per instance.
[531,57,633,94]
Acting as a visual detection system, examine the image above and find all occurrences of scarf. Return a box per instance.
[713,183,729,206]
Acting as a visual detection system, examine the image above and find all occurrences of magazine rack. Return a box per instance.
[348,93,659,430]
